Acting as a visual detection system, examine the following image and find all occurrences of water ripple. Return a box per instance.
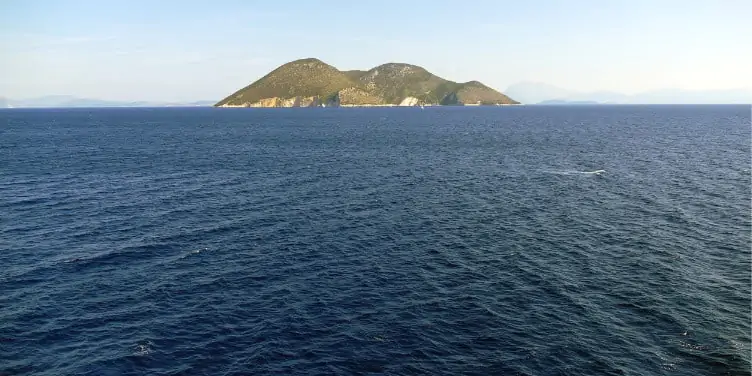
[0,105,749,376]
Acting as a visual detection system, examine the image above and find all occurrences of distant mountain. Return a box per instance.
[176,100,217,107]
[504,82,577,104]
[536,99,600,105]
[505,81,752,104]
[1,96,216,108]
[215,58,519,107]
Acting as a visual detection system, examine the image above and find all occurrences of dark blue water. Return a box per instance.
[1,105,750,376]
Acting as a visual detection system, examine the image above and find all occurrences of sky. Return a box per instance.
[1,0,750,102]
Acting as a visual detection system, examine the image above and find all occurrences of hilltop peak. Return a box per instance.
[366,63,428,75]
[275,58,335,71]
[286,57,326,65]
[371,62,424,69]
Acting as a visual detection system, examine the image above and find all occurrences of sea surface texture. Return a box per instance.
[1,105,750,376]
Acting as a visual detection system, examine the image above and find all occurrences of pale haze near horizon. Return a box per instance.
[1,0,750,102]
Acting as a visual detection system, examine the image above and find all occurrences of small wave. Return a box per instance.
[181,247,209,259]
[541,169,606,176]
[59,242,179,270]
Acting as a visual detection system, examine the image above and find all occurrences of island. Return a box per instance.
[215,58,519,108]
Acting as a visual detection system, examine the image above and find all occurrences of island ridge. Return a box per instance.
[215,58,519,108]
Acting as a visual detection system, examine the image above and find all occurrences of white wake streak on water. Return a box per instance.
[542,169,606,176]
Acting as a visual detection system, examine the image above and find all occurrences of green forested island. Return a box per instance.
[215,58,519,107]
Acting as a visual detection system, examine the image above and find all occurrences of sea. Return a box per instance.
[1,105,750,376]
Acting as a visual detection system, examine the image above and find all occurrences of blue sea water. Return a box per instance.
[1,105,750,376]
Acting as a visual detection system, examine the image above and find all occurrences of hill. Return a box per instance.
[215,58,518,107]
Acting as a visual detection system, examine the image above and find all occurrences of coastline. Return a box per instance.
[215,103,521,108]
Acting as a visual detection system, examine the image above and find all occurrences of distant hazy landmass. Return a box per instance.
[215,58,519,107]
[0,95,215,109]
[536,99,600,105]
[506,82,752,105]
[8,79,748,109]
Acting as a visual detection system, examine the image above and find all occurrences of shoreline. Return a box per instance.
[216,103,522,108]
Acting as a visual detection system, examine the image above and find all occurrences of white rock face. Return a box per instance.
[281,96,301,107]
[399,97,419,106]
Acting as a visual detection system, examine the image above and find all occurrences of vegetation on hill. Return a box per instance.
[455,81,517,105]
[342,70,368,81]
[215,58,519,107]
[215,58,354,107]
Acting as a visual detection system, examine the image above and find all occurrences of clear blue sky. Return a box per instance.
[1,0,750,101]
